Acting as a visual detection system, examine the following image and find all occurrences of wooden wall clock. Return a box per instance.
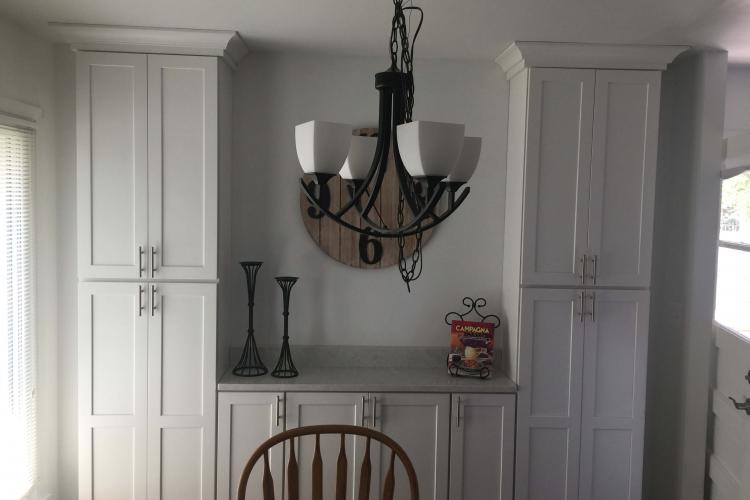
[300,128,433,269]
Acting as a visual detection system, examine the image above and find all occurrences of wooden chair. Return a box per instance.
[237,424,419,500]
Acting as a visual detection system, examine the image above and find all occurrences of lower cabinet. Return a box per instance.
[449,394,516,500]
[78,282,216,500]
[514,288,649,500]
[217,391,515,500]
[216,393,284,500]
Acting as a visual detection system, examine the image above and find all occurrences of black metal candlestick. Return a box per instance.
[232,261,268,377]
[271,276,299,378]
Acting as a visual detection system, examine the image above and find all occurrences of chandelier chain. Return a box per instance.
[389,0,425,291]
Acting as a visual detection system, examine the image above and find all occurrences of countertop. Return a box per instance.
[217,346,517,393]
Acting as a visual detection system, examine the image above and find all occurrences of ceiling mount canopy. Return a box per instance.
[295,0,481,290]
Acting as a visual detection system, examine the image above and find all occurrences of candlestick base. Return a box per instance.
[232,330,267,377]
[271,338,298,378]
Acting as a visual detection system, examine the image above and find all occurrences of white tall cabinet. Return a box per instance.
[497,42,685,500]
[76,41,236,499]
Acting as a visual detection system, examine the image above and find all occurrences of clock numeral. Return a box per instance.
[358,232,383,264]
[305,180,330,219]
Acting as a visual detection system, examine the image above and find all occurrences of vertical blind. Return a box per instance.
[0,124,35,499]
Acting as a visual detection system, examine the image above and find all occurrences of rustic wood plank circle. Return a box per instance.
[300,128,433,269]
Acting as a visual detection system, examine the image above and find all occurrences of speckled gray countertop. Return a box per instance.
[218,346,517,393]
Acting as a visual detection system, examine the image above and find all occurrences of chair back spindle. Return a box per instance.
[287,438,299,500]
[358,436,372,500]
[312,434,323,500]
[236,424,419,500]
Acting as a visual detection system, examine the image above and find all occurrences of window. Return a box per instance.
[0,124,35,499]
[715,169,750,337]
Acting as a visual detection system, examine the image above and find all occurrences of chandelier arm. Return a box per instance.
[356,181,448,235]
[396,186,470,237]
[302,180,469,239]
[390,84,423,218]
[325,87,393,219]
[358,105,392,219]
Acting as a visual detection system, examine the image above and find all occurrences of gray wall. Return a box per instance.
[725,65,750,137]
[226,52,508,349]
[644,50,727,500]
[0,16,60,500]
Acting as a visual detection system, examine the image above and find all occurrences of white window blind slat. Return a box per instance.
[0,124,36,500]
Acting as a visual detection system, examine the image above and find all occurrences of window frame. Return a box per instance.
[0,99,40,500]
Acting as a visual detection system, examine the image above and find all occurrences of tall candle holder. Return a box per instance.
[232,261,268,377]
[271,276,299,378]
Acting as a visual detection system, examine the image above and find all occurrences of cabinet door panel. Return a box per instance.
[579,290,649,500]
[522,68,595,286]
[147,283,216,499]
[371,393,449,500]
[515,288,584,500]
[78,283,148,500]
[217,393,284,500]
[285,393,365,500]
[148,55,218,280]
[449,394,515,500]
[77,52,148,280]
[588,71,660,287]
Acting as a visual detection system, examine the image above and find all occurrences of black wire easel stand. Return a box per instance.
[232,261,268,377]
[271,276,299,378]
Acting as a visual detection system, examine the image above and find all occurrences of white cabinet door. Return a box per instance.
[217,392,284,500]
[579,290,649,500]
[78,282,148,500]
[449,394,516,500]
[77,52,148,280]
[709,327,750,500]
[516,288,585,500]
[587,71,660,288]
[369,393,449,500]
[147,283,216,500]
[521,68,595,287]
[147,55,218,280]
[285,392,366,500]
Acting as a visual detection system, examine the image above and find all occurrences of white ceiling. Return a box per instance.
[3,0,750,63]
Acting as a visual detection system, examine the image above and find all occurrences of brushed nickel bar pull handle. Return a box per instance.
[151,246,157,278]
[138,246,144,277]
[276,395,282,427]
[579,291,586,322]
[138,285,144,317]
[590,292,596,322]
[361,395,367,427]
[580,255,587,284]
[456,396,461,427]
[372,396,377,427]
[592,255,598,285]
[151,285,157,316]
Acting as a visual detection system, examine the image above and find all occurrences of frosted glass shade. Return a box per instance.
[446,137,482,183]
[295,120,352,175]
[340,135,378,180]
[396,121,465,178]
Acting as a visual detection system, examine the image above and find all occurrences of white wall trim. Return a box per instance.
[496,41,689,79]
[723,132,750,175]
[0,97,43,124]
[48,23,249,69]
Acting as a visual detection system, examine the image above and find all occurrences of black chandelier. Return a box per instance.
[295,0,481,290]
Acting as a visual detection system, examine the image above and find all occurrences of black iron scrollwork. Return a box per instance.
[444,297,501,327]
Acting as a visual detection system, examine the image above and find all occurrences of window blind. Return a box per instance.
[0,124,35,500]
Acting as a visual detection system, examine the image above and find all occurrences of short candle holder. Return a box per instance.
[271,276,299,378]
[232,261,268,377]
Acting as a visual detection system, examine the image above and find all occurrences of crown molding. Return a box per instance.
[496,41,689,79]
[0,97,43,123]
[49,23,249,69]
